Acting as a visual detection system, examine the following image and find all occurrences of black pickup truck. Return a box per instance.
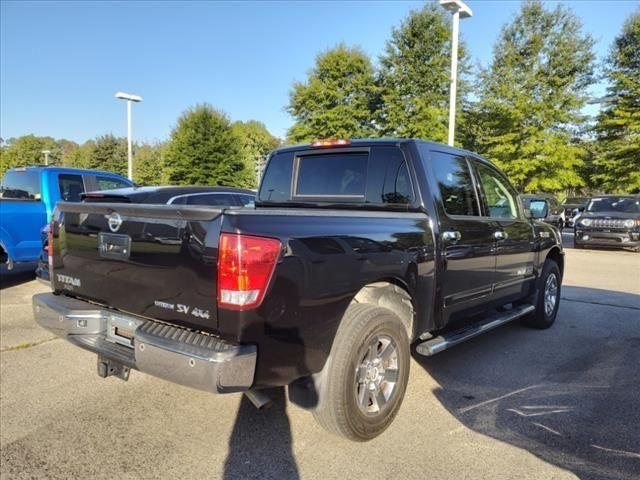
[33,139,564,441]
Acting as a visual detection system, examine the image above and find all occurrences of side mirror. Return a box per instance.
[528,199,549,219]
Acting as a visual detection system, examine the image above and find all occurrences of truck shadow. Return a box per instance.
[0,263,36,289]
[223,387,299,480]
[412,286,640,480]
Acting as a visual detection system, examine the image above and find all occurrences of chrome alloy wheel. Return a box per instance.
[355,335,400,415]
[544,273,559,317]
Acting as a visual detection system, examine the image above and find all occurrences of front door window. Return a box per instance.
[474,163,520,219]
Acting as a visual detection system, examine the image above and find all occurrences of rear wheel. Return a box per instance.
[312,303,410,441]
[523,259,561,329]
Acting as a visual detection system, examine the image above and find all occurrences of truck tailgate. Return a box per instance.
[52,202,224,332]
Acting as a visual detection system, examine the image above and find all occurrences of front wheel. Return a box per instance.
[522,259,561,329]
[312,303,410,441]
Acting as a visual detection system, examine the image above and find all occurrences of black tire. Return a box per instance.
[312,303,410,441]
[522,259,561,329]
[574,240,584,249]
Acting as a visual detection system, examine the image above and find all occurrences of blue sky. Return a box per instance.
[1,1,637,144]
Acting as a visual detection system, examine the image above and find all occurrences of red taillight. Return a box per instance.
[217,233,281,310]
[310,139,351,148]
[47,221,54,273]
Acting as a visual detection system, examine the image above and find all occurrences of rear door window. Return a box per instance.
[429,152,480,216]
[186,194,236,206]
[295,153,368,198]
[259,152,293,202]
[58,174,85,202]
[96,176,131,191]
[382,160,413,204]
[0,170,41,200]
[236,194,255,207]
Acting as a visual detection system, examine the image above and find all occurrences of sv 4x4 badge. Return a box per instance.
[154,300,210,320]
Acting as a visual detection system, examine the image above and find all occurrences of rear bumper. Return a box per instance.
[574,230,640,248]
[32,293,257,393]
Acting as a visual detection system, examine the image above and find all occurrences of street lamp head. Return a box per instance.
[439,0,473,18]
[41,150,51,155]
[587,95,617,105]
[115,91,143,102]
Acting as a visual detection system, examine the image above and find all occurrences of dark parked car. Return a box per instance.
[79,185,256,206]
[521,193,563,229]
[34,139,563,441]
[36,186,256,281]
[574,195,640,251]
[561,196,589,229]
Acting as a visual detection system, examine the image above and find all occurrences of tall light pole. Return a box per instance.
[115,91,143,180]
[440,0,472,146]
[41,150,51,166]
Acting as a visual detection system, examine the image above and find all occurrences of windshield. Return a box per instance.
[0,170,41,200]
[563,197,588,205]
[586,197,639,214]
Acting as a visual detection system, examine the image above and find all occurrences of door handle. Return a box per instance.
[494,230,508,240]
[442,231,462,243]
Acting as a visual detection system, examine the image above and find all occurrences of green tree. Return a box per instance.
[164,104,244,186]
[133,142,166,186]
[62,141,90,169]
[0,135,60,176]
[231,121,280,188]
[592,11,640,193]
[287,44,379,143]
[378,4,469,142]
[87,135,128,176]
[56,139,79,165]
[469,0,595,193]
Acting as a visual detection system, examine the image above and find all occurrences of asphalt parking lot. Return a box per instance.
[1,235,639,480]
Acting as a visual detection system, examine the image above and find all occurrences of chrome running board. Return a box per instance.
[415,304,535,356]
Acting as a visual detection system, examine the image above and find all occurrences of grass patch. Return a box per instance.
[0,336,59,352]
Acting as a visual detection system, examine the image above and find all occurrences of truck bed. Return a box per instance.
[51,201,434,385]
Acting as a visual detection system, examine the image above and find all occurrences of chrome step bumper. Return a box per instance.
[32,293,256,393]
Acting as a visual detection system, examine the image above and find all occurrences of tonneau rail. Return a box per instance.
[56,201,224,221]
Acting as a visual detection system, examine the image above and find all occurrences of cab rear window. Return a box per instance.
[259,146,414,206]
[295,153,368,198]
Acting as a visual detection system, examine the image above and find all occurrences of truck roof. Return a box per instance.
[271,138,495,165]
[6,165,129,177]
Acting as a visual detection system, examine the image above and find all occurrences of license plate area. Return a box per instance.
[98,232,131,260]
[106,314,145,348]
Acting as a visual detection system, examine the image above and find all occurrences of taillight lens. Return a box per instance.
[47,221,54,272]
[217,233,281,310]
